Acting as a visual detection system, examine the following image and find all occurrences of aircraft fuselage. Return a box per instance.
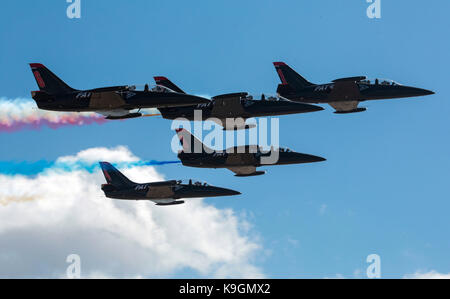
[31,88,209,113]
[102,181,240,201]
[277,81,434,104]
[178,147,326,169]
[158,92,323,121]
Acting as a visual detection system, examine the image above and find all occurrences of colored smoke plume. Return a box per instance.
[0,97,107,132]
[0,146,263,278]
[0,159,180,176]
[0,196,39,207]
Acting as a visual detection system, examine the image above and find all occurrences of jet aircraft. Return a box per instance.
[273,62,434,114]
[175,128,326,177]
[99,162,240,206]
[29,64,210,120]
[154,76,323,130]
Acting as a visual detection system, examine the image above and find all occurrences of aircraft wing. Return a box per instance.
[329,101,366,114]
[328,80,366,114]
[97,109,143,120]
[96,109,160,120]
[227,166,265,177]
[210,118,256,130]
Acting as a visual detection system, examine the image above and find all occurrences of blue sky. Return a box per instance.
[1,0,449,278]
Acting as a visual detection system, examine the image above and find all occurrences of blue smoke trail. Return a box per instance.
[0,160,181,176]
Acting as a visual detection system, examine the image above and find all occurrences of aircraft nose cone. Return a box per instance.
[277,152,326,164]
[419,88,435,96]
[300,153,327,163]
[217,187,241,196]
[409,87,435,97]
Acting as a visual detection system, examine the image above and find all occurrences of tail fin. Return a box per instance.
[29,63,77,95]
[154,76,185,94]
[175,128,212,153]
[273,62,315,90]
[99,162,135,188]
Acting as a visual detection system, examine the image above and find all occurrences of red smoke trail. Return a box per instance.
[0,115,107,132]
[0,98,108,132]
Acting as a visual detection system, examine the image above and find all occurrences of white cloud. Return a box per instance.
[0,146,263,278]
[404,271,450,279]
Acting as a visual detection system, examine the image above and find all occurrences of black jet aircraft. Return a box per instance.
[29,64,210,120]
[273,62,434,114]
[175,128,326,176]
[153,76,323,130]
[99,162,240,206]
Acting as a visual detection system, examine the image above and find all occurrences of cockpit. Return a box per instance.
[240,94,283,105]
[176,179,210,187]
[257,146,292,153]
[359,79,402,86]
[152,85,176,93]
[124,84,176,93]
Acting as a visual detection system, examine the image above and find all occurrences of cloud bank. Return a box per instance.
[403,271,450,279]
[0,146,263,278]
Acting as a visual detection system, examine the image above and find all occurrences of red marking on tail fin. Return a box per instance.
[33,71,46,88]
[30,63,45,69]
[277,69,287,84]
[273,62,286,67]
[103,169,112,181]
[154,76,168,82]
